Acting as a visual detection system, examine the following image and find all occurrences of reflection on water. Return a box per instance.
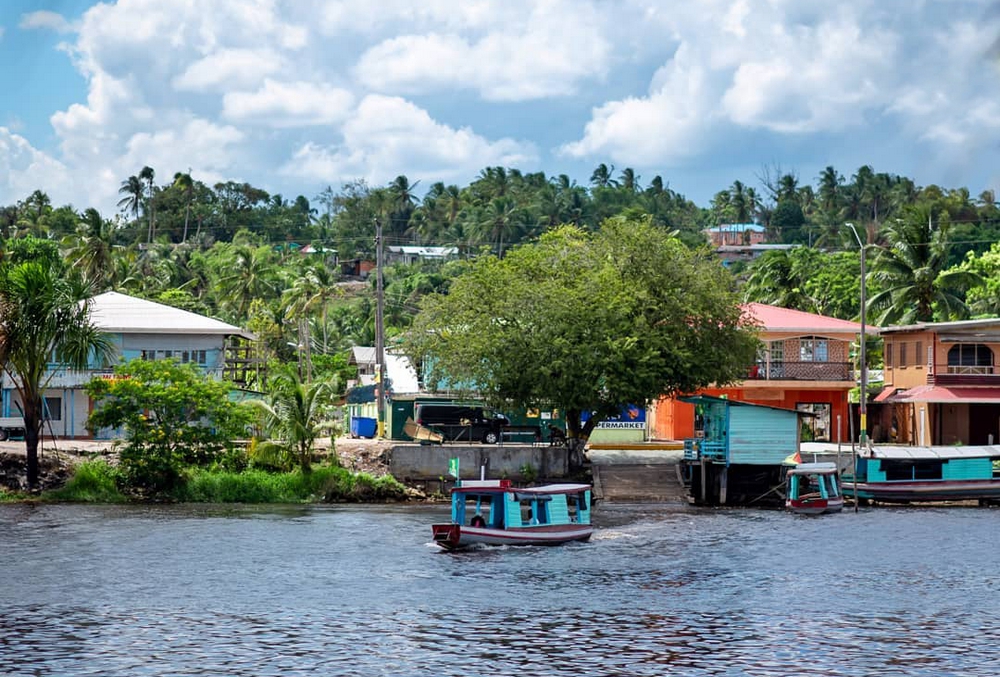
[2,503,1000,676]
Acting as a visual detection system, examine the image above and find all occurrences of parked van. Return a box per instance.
[413,403,509,444]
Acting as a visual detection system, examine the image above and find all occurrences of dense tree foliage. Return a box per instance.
[403,216,760,449]
[0,160,998,399]
[86,359,254,495]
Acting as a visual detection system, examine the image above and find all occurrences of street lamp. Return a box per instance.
[846,223,867,449]
[847,223,867,513]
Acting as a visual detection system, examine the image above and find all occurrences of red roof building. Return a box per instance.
[650,303,873,443]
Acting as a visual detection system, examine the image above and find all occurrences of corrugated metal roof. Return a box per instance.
[88,292,252,337]
[863,445,1000,460]
[742,303,875,335]
[885,385,1000,404]
[350,346,377,365]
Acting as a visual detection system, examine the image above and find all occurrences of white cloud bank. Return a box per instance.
[1,0,998,213]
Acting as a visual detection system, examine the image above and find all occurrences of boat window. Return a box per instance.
[881,460,943,481]
[519,498,549,525]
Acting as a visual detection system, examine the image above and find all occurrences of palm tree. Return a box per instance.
[0,262,114,489]
[173,172,195,242]
[618,167,640,193]
[251,372,336,473]
[217,245,277,321]
[867,206,981,324]
[118,175,144,223]
[139,166,156,242]
[63,208,120,288]
[589,163,616,189]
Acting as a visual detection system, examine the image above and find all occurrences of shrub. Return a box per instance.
[45,460,127,503]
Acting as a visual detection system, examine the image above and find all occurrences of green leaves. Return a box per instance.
[86,359,253,494]
[404,215,760,438]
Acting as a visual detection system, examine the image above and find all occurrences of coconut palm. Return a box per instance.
[63,208,120,288]
[173,172,195,242]
[867,206,982,324]
[251,372,336,473]
[139,166,156,242]
[117,175,144,224]
[0,262,114,489]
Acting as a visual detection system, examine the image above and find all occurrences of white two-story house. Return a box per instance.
[1,291,256,439]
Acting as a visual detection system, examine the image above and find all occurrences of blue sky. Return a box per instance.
[2,0,999,216]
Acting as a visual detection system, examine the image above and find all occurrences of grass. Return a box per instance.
[43,460,127,503]
[173,464,409,503]
[23,459,409,504]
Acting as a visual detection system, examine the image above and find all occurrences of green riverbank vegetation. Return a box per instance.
[33,359,409,504]
[42,460,406,504]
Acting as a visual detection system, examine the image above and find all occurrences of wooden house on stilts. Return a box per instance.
[680,396,808,506]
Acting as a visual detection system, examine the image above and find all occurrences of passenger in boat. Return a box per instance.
[470,513,486,528]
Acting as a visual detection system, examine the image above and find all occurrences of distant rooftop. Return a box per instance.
[704,223,765,233]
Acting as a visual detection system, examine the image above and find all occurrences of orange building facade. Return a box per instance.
[650,304,871,443]
[875,318,1000,446]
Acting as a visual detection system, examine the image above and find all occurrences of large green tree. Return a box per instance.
[0,259,113,489]
[404,216,759,448]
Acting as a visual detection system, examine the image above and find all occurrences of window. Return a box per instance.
[947,344,994,370]
[770,342,784,363]
[43,397,61,422]
[899,342,907,366]
[885,343,893,368]
[915,342,923,367]
[140,349,208,365]
[799,337,828,362]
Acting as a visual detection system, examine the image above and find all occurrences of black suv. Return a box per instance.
[414,403,509,444]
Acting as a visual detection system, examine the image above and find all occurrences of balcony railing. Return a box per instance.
[929,364,1000,386]
[745,361,853,382]
[683,438,727,461]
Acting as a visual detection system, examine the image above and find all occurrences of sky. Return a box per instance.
[1,0,1000,217]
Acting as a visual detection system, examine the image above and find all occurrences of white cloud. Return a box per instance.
[281,95,537,183]
[173,48,286,93]
[0,128,73,206]
[353,1,611,101]
[561,43,713,165]
[222,80,354,127]
[120,119,245,183]
[20,11,75,33]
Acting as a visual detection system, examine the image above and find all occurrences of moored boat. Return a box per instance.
[786,462,844,514]
[431,479,593,550]
[841,445,1000,504]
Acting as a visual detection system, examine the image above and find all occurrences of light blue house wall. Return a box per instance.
[728,406,800,465]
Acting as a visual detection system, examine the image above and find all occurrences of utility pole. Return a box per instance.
[848,223,867,513]
[374,217,387,438]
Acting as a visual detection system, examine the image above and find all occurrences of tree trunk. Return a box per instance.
[23,399,42,491]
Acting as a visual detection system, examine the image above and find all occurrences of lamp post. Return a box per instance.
[847,223,866,512]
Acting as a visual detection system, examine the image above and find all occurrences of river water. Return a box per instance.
[2,502,1000,676]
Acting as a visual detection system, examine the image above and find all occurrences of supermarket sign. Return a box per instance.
[593,404,646,429]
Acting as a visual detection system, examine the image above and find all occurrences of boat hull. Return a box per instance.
[841,479,1000,503]
[432,523,593,550]
[786,497,844,515]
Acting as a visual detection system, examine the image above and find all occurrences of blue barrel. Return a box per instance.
[350,417,377,438]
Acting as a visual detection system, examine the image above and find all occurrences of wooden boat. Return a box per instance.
[786,462,844,514]
[431,479,593,550]
[841,445,1000,504]
[403,417,444,444]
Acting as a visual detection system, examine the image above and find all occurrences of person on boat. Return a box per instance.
[470,513,486,528]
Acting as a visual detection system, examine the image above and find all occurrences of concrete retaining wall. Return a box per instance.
[389,443,569,483]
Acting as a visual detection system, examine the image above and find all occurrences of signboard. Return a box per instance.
[589,404,646,429]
